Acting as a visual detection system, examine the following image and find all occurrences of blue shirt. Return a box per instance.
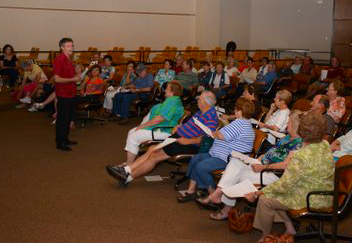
[209,119,255,162]
[262,71,278,91]
[133,73,154,89]
[176,107,218,139]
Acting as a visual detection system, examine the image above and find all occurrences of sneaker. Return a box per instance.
[34,103,44,110]
[15,104,26,109]
[19,97,32,104]
[28,106,38,112]
[106,164,128,184]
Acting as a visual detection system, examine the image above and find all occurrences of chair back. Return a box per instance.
[252,129,267,158]
[292,98,312,111]
[148,82,160,102]
[255,106,269,122]
[334,156,352,212]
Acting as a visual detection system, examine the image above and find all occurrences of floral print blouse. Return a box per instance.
[328,97,346,123]
[263,140,334,210]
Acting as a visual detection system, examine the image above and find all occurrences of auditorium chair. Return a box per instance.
[335,96,352,138]
[289,155,352,243]
[131,82,161,116]
[75,94,105,128]
[292,98,312,112]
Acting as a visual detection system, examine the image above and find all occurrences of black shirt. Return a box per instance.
[0,55,18,67]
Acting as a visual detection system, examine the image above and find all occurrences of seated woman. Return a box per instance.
[0,44,19,89]
[100,55,115,84]
[326,80,346,123]
[103,60,137,116]
[256,57,269,81]
[290,57,302,74]
[177,97,255,203]
[254,62,278,93]
[76,64,106,103]
[258,90,292,145]
[197,111,302,220]
[221,84,261,121]
[198,61,213,91]
[276,61,294,87]
[299,56,314,76]
[304,57,343,99]
[124,81,184,165]
[209,61,230,98]
[106,91,218,186]
[239,57,257,85]
[154,59,176,90]
[224,56,240,77]
[245,112,334,240]
[331,129,352,161]
[17,60,48,106]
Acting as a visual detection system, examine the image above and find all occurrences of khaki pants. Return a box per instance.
[253,195,291,235]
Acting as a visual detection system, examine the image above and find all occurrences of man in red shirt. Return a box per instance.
[54,38,80,151]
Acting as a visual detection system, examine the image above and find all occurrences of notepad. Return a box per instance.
[222,179,258,198]
[193,117,214,138]
[231,151,261,166]
[261,128,286,139]
[320,70,328,81]
[144,175,163,182]
[152,138,177,150]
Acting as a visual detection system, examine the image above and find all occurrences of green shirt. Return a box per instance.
[263,140,335,210]
[175,72,199,90]
[144,96,184,133]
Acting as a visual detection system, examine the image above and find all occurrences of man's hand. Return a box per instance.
[258,122,266,129]
[177,137,190,145]
[172,125,180,134]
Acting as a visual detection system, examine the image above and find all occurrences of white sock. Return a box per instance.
[124,165,132,174]
[126,175,133,183]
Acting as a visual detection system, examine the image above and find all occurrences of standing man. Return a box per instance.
[54,38,80,151]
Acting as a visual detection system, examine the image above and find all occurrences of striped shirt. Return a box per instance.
[176,107,218,138]
[209,119,255,162]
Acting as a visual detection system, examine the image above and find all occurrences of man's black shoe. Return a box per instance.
[57,144,72,151]
[67,140,78,146]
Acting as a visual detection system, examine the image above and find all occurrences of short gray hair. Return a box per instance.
[202,91,216,106]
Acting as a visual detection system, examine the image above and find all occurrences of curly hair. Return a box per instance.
[298,112,327,143]
[235,97,255,119]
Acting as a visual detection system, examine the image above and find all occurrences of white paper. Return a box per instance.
[222,179,258,198]
[231,151,261,165]
[178,190,187,197]
[320,70,328,81]
[215,106,226,116]
[153,138,177,150]
[250,118,259,125]
[261,128,286,139]
[193,117,214,138]
[144,175,163,182]
[120,88,131,93]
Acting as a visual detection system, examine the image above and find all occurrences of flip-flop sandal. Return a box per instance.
[177,192,199,203]
[209,211,228,221]
[196,198,222,211]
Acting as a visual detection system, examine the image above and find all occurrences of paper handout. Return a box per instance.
[144,175,163,182]
[250,118,259,125]
[261,128,286,139]
[193,117,214,138]
[231,151,261,165]
[153,138,177,150]
[320,70,328,81]
[221,179,258,198]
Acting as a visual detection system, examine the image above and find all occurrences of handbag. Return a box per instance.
[228,208,254,234]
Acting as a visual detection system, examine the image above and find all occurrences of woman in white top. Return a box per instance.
[209,61,230,98]
[258,89,292,144]
[256,57,269,80]
[331,130,352,161]
[291,57,302,74]
[239,58,258,84]
[225,56,239,77]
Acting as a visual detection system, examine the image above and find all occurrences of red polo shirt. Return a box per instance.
[53,53,76,98]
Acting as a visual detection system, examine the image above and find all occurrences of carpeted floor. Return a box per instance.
[0,89,350,243]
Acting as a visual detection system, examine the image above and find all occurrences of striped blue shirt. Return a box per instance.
[176,107,218,138]
[209,119,255,162]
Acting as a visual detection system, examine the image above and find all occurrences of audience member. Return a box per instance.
[174,59,199,95]
[197,111,302,220]
[256,57,269,81]
[154,59,175,90]
[299,56,314,76]
[277,61,294,86]
[258,90,292,144]
[245,113,334,240]
[198,61,213,91]
[103,60,137,116]
[100,55,115,84]
[327,80,346,123]
[209,61,230,98]
[331,130,352,161]
[254,62,278,93]
[112,63,153,124]
[224,56,239,77]
[290,57,302,74]
[123,81,184,164]
[177,97,255,203]
[0,44,19,88]
[106,91,218,185]
[76,65,106,103]
[172,55,183,75]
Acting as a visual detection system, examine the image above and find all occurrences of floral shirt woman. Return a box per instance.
[328,96,346,123]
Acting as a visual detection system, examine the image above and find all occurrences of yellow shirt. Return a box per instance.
[24,64,48,82]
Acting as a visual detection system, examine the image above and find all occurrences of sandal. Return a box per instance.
[177,192,199,203]
[209,210,228,221]
[196,198,222,211]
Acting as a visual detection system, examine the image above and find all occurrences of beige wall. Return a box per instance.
[219,0,251,50]
[0,0,196,51]
[195,0,220,49]
[250,0,334,55]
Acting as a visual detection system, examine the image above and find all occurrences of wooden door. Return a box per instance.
[332,0,352,66]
